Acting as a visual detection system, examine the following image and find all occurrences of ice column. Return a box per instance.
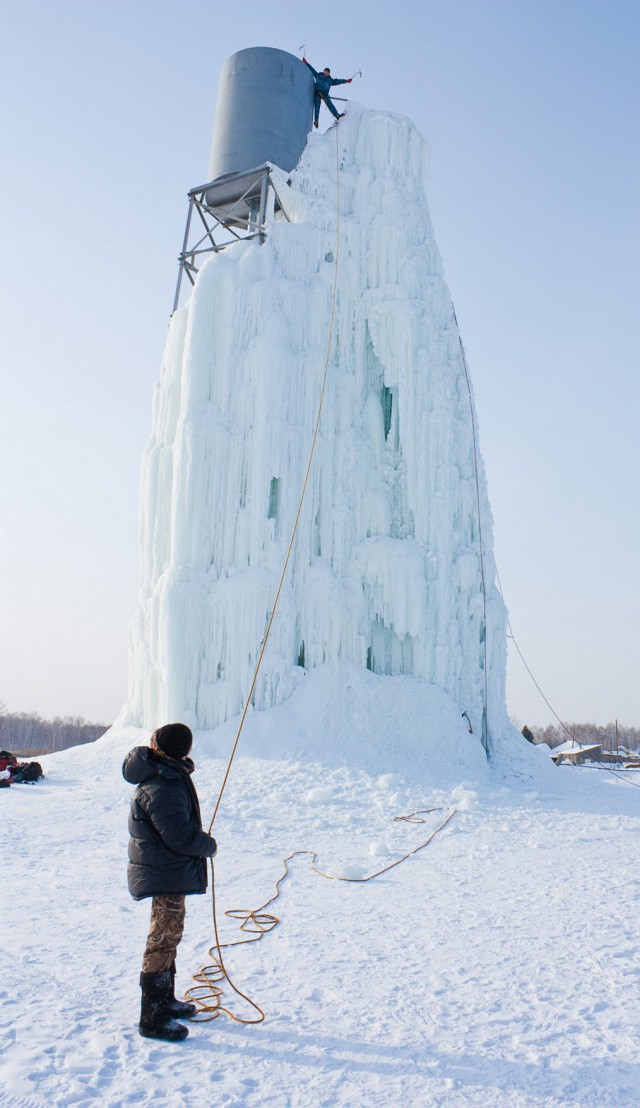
[124,104,508,744]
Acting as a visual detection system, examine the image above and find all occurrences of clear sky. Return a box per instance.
[1,0,638,728]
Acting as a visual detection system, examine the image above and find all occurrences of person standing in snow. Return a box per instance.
[302,57,352,127]
[122,723,217,1042]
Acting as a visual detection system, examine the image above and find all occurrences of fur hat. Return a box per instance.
[152,723,193,760]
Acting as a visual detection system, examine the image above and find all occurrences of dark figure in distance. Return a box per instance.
[123,723,217,1041]
[303,57,352,127]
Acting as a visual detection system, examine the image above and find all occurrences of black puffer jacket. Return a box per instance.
[122,746,217,900]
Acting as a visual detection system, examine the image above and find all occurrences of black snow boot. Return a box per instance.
[139,970,188,1041]
[167,961,197,1019]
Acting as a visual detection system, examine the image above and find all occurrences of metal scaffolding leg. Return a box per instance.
[258,172,268,244]
[173,196,195,315]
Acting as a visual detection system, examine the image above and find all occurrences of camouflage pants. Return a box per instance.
[142,894,186,973]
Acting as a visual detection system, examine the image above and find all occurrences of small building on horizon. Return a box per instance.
[552,744,602,766]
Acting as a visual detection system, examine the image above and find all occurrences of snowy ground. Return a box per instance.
[2,666,639,1107]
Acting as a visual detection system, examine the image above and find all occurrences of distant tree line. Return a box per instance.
[521,722,640,753]
[0,707,109,755]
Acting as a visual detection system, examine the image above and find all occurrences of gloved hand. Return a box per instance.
[302,57,307,64]
[347,77,353,83]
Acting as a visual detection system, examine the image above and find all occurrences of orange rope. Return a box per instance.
[312,809,457,882]
[187,808,456,1021]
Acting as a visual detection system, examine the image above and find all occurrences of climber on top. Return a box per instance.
[302,57,352,128]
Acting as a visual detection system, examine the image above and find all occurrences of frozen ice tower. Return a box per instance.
[124,61,509,754]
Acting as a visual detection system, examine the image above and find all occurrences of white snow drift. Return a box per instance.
[2,667,639,1107]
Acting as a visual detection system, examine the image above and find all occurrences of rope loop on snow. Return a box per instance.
[392,806,442,824]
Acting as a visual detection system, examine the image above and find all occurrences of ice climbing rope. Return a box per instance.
[455,321,632,779]
[456,331,636,783]
[190,123,343,1025]
[495,569,640,790]
[454,307,490,760]
[189,130,461,1022]
[208,128,341,834]
[187,807,456,1021]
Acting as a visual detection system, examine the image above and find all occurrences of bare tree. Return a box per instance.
[0,711,109,756]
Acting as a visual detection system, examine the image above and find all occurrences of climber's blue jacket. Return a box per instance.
[303,59,349,98]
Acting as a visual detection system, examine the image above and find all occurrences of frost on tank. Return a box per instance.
[124,103,509,752]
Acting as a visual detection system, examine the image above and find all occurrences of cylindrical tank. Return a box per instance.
[207,47,314,182]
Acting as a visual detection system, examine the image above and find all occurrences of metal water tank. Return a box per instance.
[207,47,314,182]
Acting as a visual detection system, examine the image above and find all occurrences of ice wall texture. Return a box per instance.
[126,104,509,747]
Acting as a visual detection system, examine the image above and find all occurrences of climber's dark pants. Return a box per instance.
[314,92,339,123]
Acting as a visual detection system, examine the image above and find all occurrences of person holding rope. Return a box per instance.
[302,56,352,127]
[123,723,217,1041]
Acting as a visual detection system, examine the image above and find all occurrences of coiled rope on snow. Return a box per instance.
[187,807,456,1022]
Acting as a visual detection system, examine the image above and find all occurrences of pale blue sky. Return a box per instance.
[1,0,638,727]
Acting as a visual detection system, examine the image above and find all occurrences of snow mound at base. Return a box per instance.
[98,662,554,795]
[44,663,557,805]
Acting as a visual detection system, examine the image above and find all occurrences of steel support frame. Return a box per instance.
[172,167,290,314]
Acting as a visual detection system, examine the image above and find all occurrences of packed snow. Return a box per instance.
[2,664,640,1106]
[123,103,507,743]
